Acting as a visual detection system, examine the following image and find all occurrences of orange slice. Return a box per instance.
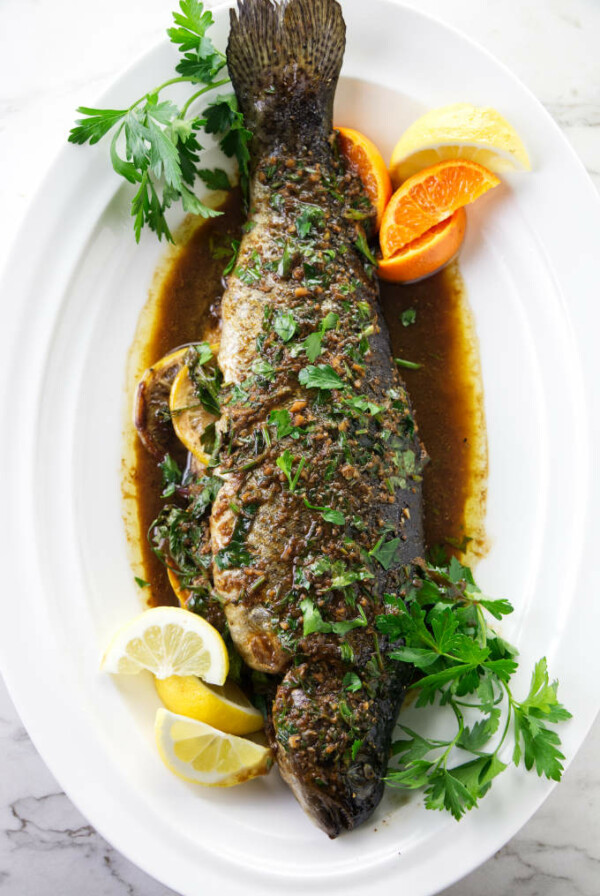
[379,159,499,258]
[377,207,466,283]
[167,567,191,608]
[336,127,393,232]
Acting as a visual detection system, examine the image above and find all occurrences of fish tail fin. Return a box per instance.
[227,0,346,152]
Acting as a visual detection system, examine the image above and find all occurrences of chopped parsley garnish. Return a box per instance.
[303,498,345,526]
[395,357,422,371]
[149,473,222,587]
[268,409,302,440]
[300,597,368,637]
[401,308,417,327]
[270,192,285,211]
[276,450,305,493]
[214,505,257,570]
[251,358,275,381]
[186,343,222,415]
[344,395,383,416]
[236,249,262,285]
[354,230,378,265]
[343,672,362,693]
[296,204,325,238]
[369,535,401,570]
[299,311,339,362]
[277,243,293,279]
[134,576,150,588]
[158,453,182,497]
[299,364,346,391]
[222,239,240,276]
[273,310,297,343]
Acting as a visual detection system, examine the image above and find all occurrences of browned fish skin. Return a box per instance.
[209,0,427,836]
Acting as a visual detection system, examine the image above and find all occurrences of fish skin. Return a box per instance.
[209,0,427,836]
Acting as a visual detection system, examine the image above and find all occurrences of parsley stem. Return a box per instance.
[493,682,515,755]
[179,77,231,117]
[437,699,465,769]
[128,77,192,113]
[476,605,488,648]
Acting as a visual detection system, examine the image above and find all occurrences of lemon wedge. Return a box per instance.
[390,103,531,185]
[100,607,228,684]
[155,708,273,786]
[155,675,264,736]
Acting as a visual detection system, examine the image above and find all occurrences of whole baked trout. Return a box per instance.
[210,0,426,836]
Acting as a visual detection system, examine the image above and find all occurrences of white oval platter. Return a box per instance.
[0,1,599,894]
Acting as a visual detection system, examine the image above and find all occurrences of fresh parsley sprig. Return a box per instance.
[68,0,251,242]
[378,555,571,820]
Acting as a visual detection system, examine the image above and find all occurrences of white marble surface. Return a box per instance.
[0,0,599,893]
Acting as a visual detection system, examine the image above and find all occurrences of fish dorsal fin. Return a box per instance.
[227,0,346,155]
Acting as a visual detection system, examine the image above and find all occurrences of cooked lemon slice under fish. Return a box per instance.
[155,708,272,786]
[100,606,228,684]
[155,675,264,735]
[134,347,188,459]
[166,568,226,633]
[169,353,220,465]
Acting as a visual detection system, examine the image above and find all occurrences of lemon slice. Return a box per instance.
[155,675,264,736]
[100,607,228,684]
[170,364,217,466]
[134,346,188,459]
[155,708,273,786]
[390,103,531,185]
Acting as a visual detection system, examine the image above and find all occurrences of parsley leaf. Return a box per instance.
[276,450,305,493]
[382,556,571,819]
[159,453,182,497]
[401,308,417,326]
[299,312,339,362]
[300,597,368,637]
[369,535,401,570]
[273,310,297,343]
[300,597,331,636]
[214,505,256,570]
[222,239,240,276]
[355,230,378,265]
[296,204,325,238]
[197,167,231,190]
[268,408,303,440]
[344,395,383,416]
[277,242,293,279]
[69,107,128,145]
[343,672,362,692]
[303,497,345,526]
[299,364,346,391]
[251,358,275,381]
[68,2,250,242]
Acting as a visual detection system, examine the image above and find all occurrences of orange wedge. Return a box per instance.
[336,127,393,232]
[377,207,466,283]
[379,159,499,258]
